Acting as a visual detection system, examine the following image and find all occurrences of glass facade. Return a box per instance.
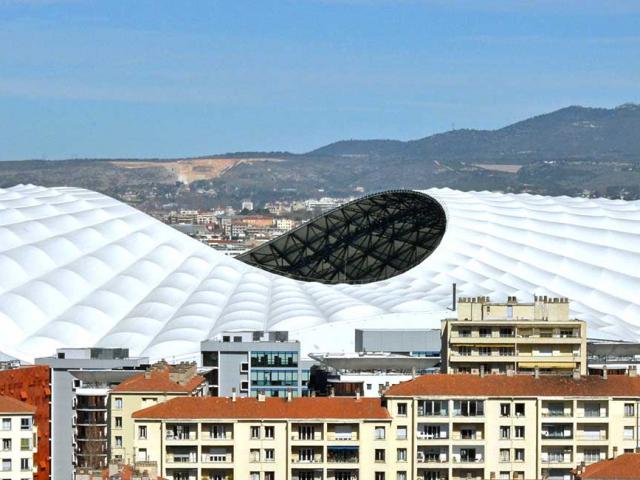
[251,351,299,367]
[251,369,299,387]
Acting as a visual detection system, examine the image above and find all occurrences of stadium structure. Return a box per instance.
[0,184,639,362]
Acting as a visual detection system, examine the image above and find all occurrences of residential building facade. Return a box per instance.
[0,396,38,480]
[109,362,206,466]
[442,296,587,375]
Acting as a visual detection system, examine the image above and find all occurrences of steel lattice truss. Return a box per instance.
[238,190,447,284]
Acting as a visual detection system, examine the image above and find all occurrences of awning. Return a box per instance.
[519,362,576,368]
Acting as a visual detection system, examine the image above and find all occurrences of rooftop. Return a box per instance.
[576,453,640,479]
[385,373,640,397]
[112,365,204,394]
[0,395,36,414]
[132,396,390,420]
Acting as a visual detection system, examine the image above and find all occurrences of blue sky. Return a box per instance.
[0,0,638,159]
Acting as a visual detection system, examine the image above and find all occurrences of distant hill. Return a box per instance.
[309,104,640,163]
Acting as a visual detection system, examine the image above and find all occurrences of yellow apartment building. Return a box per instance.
[129,395,407,480]
[384,373,640,480]
[0,396,38,480]
[442,296,587,375]
[108,362,206,465]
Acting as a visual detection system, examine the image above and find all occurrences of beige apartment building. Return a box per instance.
[108,363,206,465]
[442,296,587,375]
[0,396,38,480]
[129,395,406,480]
[385,373,640,480]
[120,373,640,480]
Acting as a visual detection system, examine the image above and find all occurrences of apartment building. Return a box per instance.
[442,296,587,375]
[0,395,38,480]
[129,395,406,480]
[384,373,640,480]
[109,362,206,466]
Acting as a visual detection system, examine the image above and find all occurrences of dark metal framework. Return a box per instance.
[238,190,447,284]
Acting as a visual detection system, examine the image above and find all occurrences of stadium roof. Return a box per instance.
[1,184,639,361]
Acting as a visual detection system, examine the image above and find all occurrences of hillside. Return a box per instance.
[310,104,640,163]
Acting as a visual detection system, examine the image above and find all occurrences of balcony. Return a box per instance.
[326,432,358,441]
[417,453,448,464]
[291,432,323,442]
[326,447,359,464]
[165,453,197,464]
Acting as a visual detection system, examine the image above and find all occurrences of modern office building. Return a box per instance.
[441,296,587,375]
[2,185,639,363]
[385,373,640,480]
[201,331,311,398]
[0,396,38,480]
[34,348,150,479]
[587,340,640,375]
[109,362,206,467]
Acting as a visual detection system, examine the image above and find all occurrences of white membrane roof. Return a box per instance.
[1,184,639,362]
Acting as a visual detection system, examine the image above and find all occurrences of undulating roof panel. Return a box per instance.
[1,184,639,361]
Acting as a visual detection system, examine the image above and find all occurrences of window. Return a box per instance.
[396,426,407,440]
[500,403,511,417]
[264,426,274,439]
[19,458,29,472]
[115,436,122,447]
[1,439,10,451]
[585,403,601,417]
[138,425,147,440]
[584,449,601,463]
[514,403,525,416]
[115,417,122,428]
[453,400,484,416]
[366,384,372,391]
[137,448,147,462]
[250,449,260,462]
[249,472,259,480]
[500,327,514,337]
[500,472,510,480]
[460,328,471,338]
[418,400,448,416]
[1,419,10,431]
[265,473,274,480]
[506,306,513,319]
[375,473,385,480]
[264,449,274,461]
[241,381,249,391]
[1,459,10,471]
[624,426,634,440]
[625,403,635,417]
[298,425,315,440]
[499,448,510,462]
[19,418,30,431]
[20,439,29,451]
[479,347,491,356]
[375,449,385,462]
[241,362,249,373]
[397,448,407,462]
[499,426,510,439]
[114,398,123,409]
[515,449,525,461]
[459,346,472,356]
[514,426,525,439]
[396,403,407,416]
[250,426,260,439]
[479,327,491,337]
[397,472,407,480]
[375,426,386,440]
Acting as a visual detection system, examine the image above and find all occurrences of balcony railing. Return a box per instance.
[201,454,232,463]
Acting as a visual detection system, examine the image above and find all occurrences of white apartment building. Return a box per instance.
[0,396,37,480]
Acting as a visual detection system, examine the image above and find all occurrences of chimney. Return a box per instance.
[144,371,152,380]
[329,387,335,398]
[629,366,638,377]
[257,392,266,402]
[479,365,485,378]
[355,391,360,401]
[603,368,608,380]
[573,369,581,380]
[287,389,293,402]
[231,388,236,402]
[534,367,540,379]
[613,446,618,458]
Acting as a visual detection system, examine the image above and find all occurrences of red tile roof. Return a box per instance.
[577,453,640,479]
[112,368,205,394]
[0,395,37,414]
[385,374,640,397]
[133,396,391,420]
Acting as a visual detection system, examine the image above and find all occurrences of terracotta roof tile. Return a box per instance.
[385,374,640,397]
[112,368,204,394]
[577,453,640,479]
[133,396,390,420]
[0,395,36,414]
